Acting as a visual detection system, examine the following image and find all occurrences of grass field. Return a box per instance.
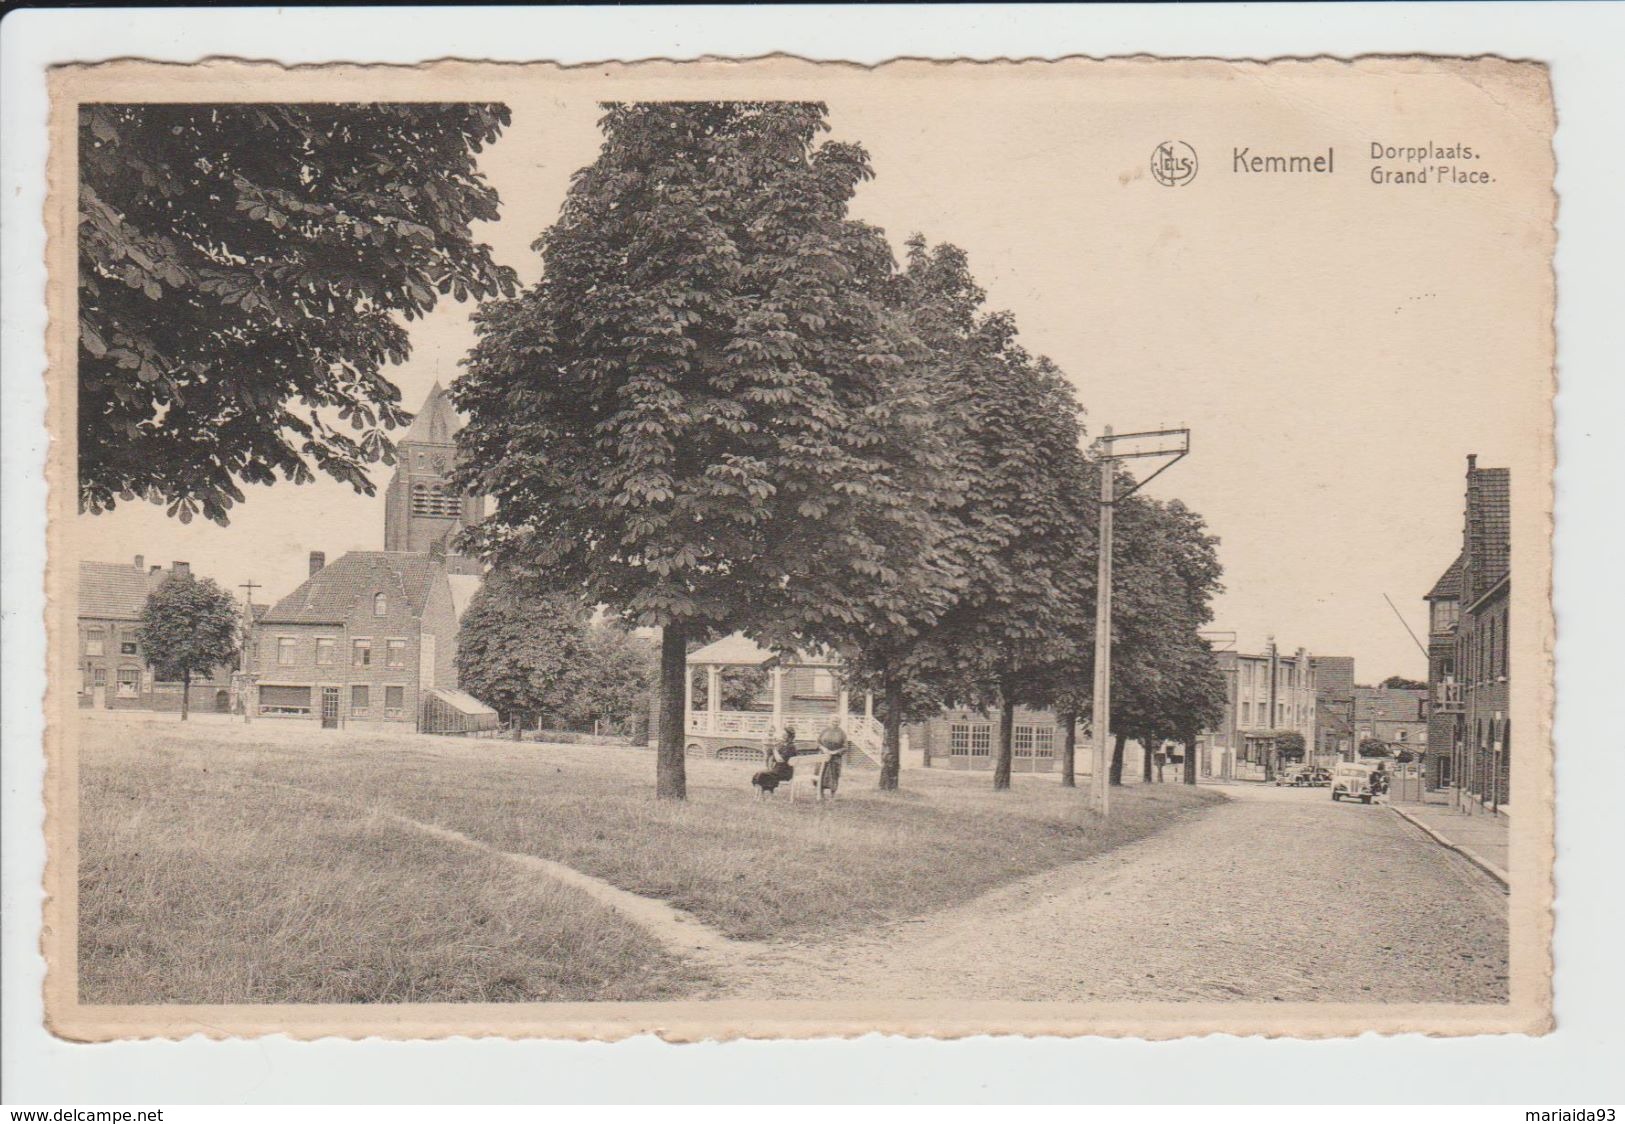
[78,711,1222,1003]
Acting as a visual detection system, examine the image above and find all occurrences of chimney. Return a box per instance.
[309,551,326,576]
[133,555,144,571]
[150,565,161,575]
[1467,453,1478,474]
[172,561,190,578]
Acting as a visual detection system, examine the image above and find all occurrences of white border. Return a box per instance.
[4,3,1623,1104]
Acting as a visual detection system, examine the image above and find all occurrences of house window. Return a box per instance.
[949,723,971,755]
[970,725,992,757]
[1013,725,1035,758]
[353,639,371,667]
[277,637,296,666]
[85,629,105,656]
[1396,729,1409,742]
[1431,600,1460,633]
[120,636,138,655]
[808,669,837,697]
[93,668,107,687]
[374,593,387,617]
[386,639,407,669]
[315,638,335,666]
[385,685,405,717]
[116,668,140,698]
[1032,726,1055,758]
[1241,701,1251,725]
[351,685,369,716]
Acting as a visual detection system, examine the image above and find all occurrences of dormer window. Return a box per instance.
[374,593,387,617]
[1430,599,1460,633]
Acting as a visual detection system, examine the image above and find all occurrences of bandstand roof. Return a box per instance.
[686,632,838,668]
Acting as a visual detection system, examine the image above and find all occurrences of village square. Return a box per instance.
[70,97,1515,1008]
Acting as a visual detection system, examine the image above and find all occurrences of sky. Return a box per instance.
[75,60,1552,682]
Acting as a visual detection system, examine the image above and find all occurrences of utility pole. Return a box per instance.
[1089,426,1191,817]
[237,579,261,722]
[1090,436,1114,815]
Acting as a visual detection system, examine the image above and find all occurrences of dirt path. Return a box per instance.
[719,784,1509,1003]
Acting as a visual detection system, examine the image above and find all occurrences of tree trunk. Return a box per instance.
[1059,709,1077,787]
[1142,740,1154,783]
[180,669,190,721]
[1110,732,1127,786]
[993,690,1015,791]
[878,678,903,792]
[1183,729,1198,785]
[656,623,688,800]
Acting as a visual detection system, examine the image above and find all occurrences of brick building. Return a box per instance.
[248,383,491,729]
[1193,639,1319,779]
[77,557,245,713]
[909,706,1061,773]
[1423,555,1465,788]
[1351,686,1428,756]
[252,549,472,726]
[1311,655,1357,763]
[1424,455,1511,807]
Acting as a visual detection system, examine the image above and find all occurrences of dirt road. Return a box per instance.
[724,783,1509,1003]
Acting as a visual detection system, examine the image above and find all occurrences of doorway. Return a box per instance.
[320,686,340,729]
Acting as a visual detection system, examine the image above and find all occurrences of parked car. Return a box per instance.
[1273,766,1305,787]
[1300,767,1332,787]
[1330,762,1380,803]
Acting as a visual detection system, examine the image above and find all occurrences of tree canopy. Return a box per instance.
[1380,675,1428,691]
[134,572,241,720]
[79,103,518,524]
[455,572,594,730]
[452,102,949,798]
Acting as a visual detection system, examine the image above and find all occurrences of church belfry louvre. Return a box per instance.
[382,381,487,558]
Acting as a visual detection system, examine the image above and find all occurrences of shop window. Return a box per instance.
[384,685,405,717]
[116,668,140,698]
[351,685,369,716]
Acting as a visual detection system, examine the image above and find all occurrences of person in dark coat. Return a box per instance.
[752,726,799,797]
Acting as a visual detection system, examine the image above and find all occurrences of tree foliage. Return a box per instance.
[455,573,594,730]
[1380,675,1427,691]
[870,243,1094,791]
[79,103,518,524]
[452,102,941,798]
[134,572,240,720]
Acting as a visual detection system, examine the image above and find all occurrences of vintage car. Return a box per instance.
[1330,762,1381,803]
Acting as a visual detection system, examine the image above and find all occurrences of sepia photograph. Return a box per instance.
[38,53,1554,1044]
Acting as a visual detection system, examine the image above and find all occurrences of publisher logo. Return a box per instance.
[1151,141,1199,187]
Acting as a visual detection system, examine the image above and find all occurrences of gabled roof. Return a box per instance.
[688,633,779,667]
[1426,553,1464,602]
[685,632,839,668]
[401,381,462,446]
[79,561,166,620]
[260,551,445,625]
[1465,467,1510,597]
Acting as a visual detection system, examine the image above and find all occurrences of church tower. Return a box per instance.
[383,382,486,557]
